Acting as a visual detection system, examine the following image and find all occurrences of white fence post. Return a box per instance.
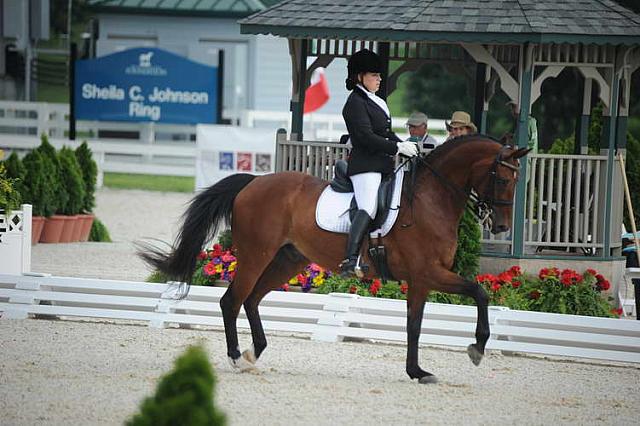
[21,204,31,274]
[312,293,358,342]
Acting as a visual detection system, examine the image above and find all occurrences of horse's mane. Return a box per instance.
[419,133,505,169]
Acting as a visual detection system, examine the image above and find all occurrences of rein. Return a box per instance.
[406,144,520,228]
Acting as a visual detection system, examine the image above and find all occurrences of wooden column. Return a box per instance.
[473,62,487,133]
[511,44,534,258]
[288,39,308,141]
[575,78,592,154]
[377,42,390,100]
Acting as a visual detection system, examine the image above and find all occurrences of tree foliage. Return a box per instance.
[58,147,85,215]
[75,142,97,213]
[127,345,226,426]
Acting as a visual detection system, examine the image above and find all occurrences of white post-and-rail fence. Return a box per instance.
[275,135,618,255]
[0,205,32,275]
[1,273,639,364]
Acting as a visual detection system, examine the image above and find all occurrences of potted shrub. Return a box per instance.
[37,136,68,243]
[1,152,38,241]
[21,150,55,243]
[75,141,97,241]
[58,147,85,242]
[0,155,22,214]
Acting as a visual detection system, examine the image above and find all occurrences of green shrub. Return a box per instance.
[89,218,112,242]
[58,147,85,215]
[21,150,56,217]
[127,345,226,426]
[146,270,169,283]
[453,210,481,280]
[217,229,232,251]
[476,266,616,317]
[624,132,640,228]
[36,135,68,214]
[0,161,21,213]
[75,142,97,213]
[2,152,26,198]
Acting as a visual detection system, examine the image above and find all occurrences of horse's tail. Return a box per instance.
[138,173,256,290]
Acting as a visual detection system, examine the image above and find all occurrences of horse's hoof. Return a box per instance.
[467,344,484,366]
[418,374,438,384]
[242,346,257,364]
[228,355,258,373]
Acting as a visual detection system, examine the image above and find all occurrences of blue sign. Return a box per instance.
[74,48,218,124]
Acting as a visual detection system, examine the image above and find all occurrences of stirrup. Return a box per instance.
[339,256,368,278]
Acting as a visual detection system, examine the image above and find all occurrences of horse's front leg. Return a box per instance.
[432,269,490,366]
[405,284,438,384]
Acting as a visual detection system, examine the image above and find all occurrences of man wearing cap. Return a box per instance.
[507,101,538,153]
[445,111,477,140]
[406,112,439,151]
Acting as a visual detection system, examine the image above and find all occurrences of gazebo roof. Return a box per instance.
[240,0,640,45]
[88,0,281,18]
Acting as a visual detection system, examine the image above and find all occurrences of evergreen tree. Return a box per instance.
[36,135,68,214]
[75,142,97,213]
[127,345,226,426]
[58,147,85,215]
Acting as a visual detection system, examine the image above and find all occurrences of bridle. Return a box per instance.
[410,144,520,228]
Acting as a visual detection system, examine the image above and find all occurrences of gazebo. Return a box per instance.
[239,0,640,277]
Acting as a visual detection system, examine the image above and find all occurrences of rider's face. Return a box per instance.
[360,72,381,93]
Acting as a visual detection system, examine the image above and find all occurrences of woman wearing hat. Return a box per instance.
[445,111,477,140]
[339,49,419,276]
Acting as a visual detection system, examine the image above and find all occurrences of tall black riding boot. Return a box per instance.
[339,209,372,277]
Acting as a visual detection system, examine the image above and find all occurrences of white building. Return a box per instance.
[88,0,347,123]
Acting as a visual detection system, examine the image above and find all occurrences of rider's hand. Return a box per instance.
[396,141,419,157]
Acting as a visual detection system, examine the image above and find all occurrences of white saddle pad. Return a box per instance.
[315,169,404,237]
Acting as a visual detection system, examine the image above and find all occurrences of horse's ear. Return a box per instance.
[505,147,532,160]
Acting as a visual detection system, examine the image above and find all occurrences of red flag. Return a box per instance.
[304,67,330,114]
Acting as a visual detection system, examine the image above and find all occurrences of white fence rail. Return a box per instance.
[1,273,638,364]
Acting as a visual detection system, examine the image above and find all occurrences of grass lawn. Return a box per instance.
[104,173,195,193]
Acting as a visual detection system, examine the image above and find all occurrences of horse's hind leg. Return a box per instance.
[220,243,282,371]
[242,244,308,364]
[431,269,490,366]
[405,284,437,384]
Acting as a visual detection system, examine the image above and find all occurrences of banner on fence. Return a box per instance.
[74,48,218,124]
[195,125,276,190]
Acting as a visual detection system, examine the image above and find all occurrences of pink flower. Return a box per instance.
[508,266,522,276]
[585,268,597,276]
[197,251,208,260]
[203,262,216,276]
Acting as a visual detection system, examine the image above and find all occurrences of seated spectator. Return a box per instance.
[405,112,439,151]
[445,111,477,140]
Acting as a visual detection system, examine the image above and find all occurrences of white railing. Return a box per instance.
[0,100,447,144]
[1,273,638,363]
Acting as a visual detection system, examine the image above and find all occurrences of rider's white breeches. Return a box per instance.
[350,172,381,219]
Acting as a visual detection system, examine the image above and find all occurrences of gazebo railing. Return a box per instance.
[275,134,617,255]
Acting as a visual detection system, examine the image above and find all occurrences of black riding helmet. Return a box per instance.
[346,49,383,90]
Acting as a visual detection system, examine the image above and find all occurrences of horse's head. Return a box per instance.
[470,145,531,234]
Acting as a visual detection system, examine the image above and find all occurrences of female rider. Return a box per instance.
[339,49,419,276]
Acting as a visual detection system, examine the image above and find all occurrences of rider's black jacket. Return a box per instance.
[342,87,402,177]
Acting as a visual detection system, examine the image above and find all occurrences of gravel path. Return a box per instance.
[3,188,638,425]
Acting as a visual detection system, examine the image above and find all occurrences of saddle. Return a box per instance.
[330,160,396,231]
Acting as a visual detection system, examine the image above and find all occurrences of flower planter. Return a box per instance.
[71,215,85,242]
[31,216,45,245]
[40,215,67,243]
[59,215,79,243]
[78,213,95,242]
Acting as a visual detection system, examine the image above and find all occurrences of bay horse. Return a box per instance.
[140,134,530,384]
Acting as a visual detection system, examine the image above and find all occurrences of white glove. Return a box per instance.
[396,141,419,157]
